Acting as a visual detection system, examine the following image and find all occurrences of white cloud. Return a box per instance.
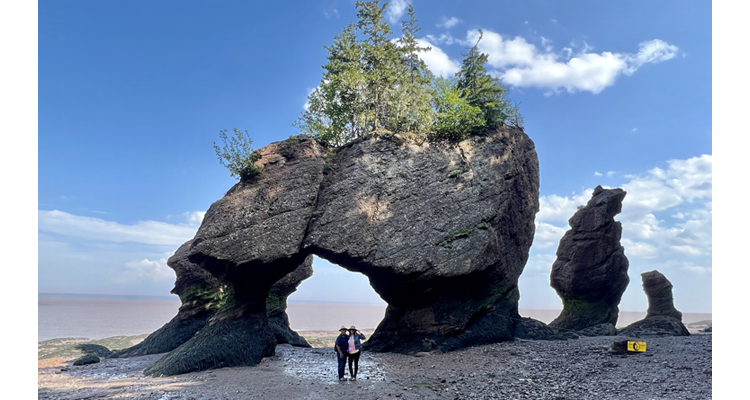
[621,155,711,216]
[183,211,206,226]
[386,0,410,24]
[607,171,617,178]
[417,39,461,78]
[437,16,462,29]
[594,171,603,177]
[532,222,567,249]
[38,210,200,246]
[461,29,678,94]
[632,128,639,132]
[622,39,679,75]
[536,191,593,223]
[425,33,456,45]
[522,252,557,275]
[122,256,175,282]
[621,238,658,258]
[681,264,711,274]
[303,87,317,111]
[532,154,712,262]
[323,9,339,19]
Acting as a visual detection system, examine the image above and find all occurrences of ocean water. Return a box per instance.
[37,298,711,342]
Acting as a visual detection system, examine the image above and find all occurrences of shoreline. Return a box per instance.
[39,334,712,400]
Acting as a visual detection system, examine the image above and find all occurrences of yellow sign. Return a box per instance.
[627,341,647,352]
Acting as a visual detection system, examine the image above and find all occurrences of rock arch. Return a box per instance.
[145,128,539,376]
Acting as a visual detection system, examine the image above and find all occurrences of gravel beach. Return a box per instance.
[38,333,711,399]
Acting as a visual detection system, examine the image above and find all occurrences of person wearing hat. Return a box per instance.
[346,325,367,380]
[334,326,350,381]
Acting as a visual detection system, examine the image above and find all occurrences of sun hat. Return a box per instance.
[349,325,357,330]
[339,325,348,331]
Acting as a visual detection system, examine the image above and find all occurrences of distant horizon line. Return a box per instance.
[37,293,711,314]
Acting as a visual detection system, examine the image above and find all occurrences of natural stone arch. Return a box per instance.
[145,128,539,376]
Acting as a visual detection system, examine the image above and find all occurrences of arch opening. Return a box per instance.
[286,255,386,348]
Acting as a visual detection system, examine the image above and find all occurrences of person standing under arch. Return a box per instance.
[347,325,366,380]
[334,326,349,381]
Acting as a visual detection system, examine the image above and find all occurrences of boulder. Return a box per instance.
[617,315,690,337]
[148,127,539,375]
[513,318,557,340]
[72,354,100,366]
[577,323,618,337]
[74,344,112,358]
[549,186,629,331]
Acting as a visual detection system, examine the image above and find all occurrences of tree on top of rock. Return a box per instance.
[455,30,520,132]
[296,0,434,147]
[295,1,523,148]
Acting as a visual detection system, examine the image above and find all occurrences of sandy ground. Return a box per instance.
[38,333,711,400]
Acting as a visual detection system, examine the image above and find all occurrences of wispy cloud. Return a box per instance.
[437,16,462,29]
[386,0,410,24]
[121,256,175,282]
[39,210,201,246]
[323,8,339,19]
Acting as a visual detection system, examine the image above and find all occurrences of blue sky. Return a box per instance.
[34,0,714,314]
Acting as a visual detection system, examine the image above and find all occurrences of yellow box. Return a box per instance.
[627,341,647,352]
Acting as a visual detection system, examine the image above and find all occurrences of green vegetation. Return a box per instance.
[213,128,263,182]
[439,227,473,248]
[38,335,149,360]
[215,1,524,178]
[456,30,520,132]
[296,0,522,147]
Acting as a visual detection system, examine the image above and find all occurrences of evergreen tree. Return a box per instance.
[295,2,522,147]
[431,77,485,142]
[392,5,434,134]
[356,0,401,132]
[295,24,366,147]
[455,30,513,131]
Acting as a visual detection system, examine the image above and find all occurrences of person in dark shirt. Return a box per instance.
[334,326,349,381]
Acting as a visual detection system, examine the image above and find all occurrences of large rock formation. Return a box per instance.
[117,240,312,361]
[114,240,223,358]
[145,137,324,376]
[147,127,539,375]
[266,255,313,347]
[618,270,690,337]
[549,186,629,333]
[642,270,683,320]
[304,131,539,353]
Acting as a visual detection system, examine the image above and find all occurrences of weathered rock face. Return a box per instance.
[145,137,324,377]
[114,240,223,358]
[267,255,313,347]
[149,127,539,375]
[305,130,539,353]
[617,271,689,337]
[617,315,690,337]
[549,186,629,332]
[641,270,682,320]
